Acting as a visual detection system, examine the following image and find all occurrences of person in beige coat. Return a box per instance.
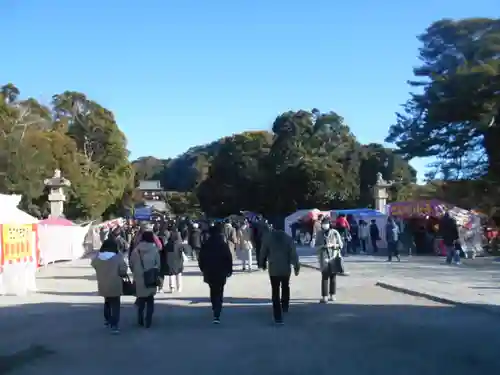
[223,220,238,257]
[237,221,254,271]
[91,239,128,334]
[130,231,161,328]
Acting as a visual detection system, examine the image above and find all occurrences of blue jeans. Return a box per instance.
[445,245,461,264]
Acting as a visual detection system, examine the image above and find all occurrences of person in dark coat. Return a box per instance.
[178,221,189,243]
[201,221,214,244]
[108,227,129,255]
[161,230,185,293]
[158,228,171,248]
[198,224,233,324]
[440,212,460,264]
[188,222,202,260]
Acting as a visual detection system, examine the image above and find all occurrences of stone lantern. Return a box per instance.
[373,172,393,214]
[44,169,71,218]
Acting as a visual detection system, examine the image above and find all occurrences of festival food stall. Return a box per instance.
[331,208,389,249]
[284,208,388,247]
[387,200,483,257]
[284,209,331,238]
[38,217,92,265]
[0,194,40,296]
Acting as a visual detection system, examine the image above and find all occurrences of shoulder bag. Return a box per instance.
[138,251,160,288]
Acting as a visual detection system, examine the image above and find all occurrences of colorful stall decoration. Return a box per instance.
[387,200,449,218]
[0,224,38,266]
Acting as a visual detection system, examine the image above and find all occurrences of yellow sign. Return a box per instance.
[2,224,33,263]
[389,201,433,217]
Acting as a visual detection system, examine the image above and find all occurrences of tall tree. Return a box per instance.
[52,91,133,218]
[195,109,416,217]
[386,18,500,181]
[0,83,133,219]
[197,131,273,217]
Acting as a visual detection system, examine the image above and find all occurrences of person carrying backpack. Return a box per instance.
[315,218,344,303]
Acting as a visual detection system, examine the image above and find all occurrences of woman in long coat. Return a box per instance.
[161,230,186,293]
[199,224,233,324]
[129,231,160,328]
[237,220,254,272]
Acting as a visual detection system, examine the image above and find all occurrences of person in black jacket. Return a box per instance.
[198,224,233,324]
[178,220,189,243]
[440,212,460,264]
[369,219,380,253]
[108,227,129,256]
[201,221,214,244]
[189,222,202,261]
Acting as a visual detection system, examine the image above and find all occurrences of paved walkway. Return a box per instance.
[298,246,500,314]
[1,258,500,374]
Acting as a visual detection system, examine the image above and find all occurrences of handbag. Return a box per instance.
[138,251,160,288]
[122,275,136,296]
[333,254,344,274]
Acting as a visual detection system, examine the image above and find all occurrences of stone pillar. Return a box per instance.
[373,172,393,214]
[44,169,71,218]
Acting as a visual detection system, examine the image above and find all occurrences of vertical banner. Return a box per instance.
[0,224,3,267]
[1,224,34,264]
[32,224,40,267]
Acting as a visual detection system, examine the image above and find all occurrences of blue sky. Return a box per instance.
[1,0,497,180]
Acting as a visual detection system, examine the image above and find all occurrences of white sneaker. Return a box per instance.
[328,295,336,302]
[319,297,328,303]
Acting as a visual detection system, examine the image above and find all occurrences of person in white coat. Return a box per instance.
[358,220,369,254]
[315,218,343,303]
[237,221,254,272]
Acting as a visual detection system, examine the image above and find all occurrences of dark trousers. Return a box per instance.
[371,237,378,253]
[387,241,399,261]
[192,247,200,260]
[270,275,290,322]
[360,238,367,252]
[255,240,261,264]
[321,272,336,297]
[136,295,155,326]
[209,280,226,318]
[104,296,121,328]
[157,276,164,290]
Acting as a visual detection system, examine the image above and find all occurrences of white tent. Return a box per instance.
[0,194,39,296]
[284,209,330,237]
[0,194,38,224]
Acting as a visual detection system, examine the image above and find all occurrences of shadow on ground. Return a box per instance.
[1,297,500,375]
[38,275,97,281]
[37,268,256,284]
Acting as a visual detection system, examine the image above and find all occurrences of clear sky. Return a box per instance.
[1,0,497,180]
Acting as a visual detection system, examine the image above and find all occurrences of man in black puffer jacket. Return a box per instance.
[189,222,202,260]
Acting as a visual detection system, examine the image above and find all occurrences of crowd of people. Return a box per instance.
[92,216,300,334]
[296,213,393,258]
[91,211,462,335]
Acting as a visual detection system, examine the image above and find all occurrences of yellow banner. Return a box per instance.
[389,201,433,217]
[2,224,33,263]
